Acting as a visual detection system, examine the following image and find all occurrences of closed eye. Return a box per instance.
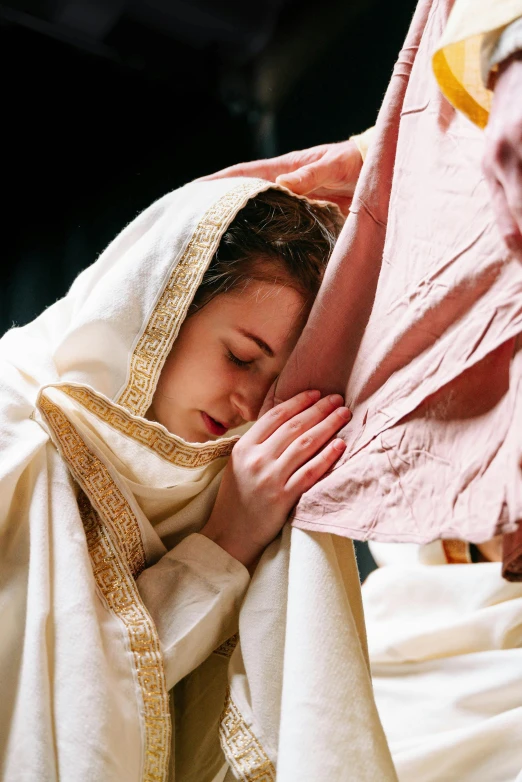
[226,350,253,369]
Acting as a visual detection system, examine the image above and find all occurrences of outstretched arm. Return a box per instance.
[200,133,372,216]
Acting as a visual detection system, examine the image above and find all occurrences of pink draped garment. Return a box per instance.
[272,0,522,577]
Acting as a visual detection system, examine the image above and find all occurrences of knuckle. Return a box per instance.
[248,454,264,473]
[264,406,285,427]
[242,450,263,474]
[318,404,333,420]
[281,486,295,505]
[233,438,247,454]
[267,405,285,421]
[323,445,336,463]
[317,447,335,469]
[302,465,317,484]
[302,164,319,183]
[286,418,303,435]
[230,445,244,465]
[288,151,305,167]
[258,473,279,497]
[256,472,270,489]
[298,434,315,450]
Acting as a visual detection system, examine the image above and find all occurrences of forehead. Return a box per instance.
[200,281,306,348]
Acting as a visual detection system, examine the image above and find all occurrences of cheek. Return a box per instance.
[156,344,198,405]
[156,351,181,396]
[208,354,237,393]
[159,342,229,404]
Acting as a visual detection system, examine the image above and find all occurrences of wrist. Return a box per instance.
[200,520,263,569]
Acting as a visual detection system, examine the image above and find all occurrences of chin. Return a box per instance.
[189,432,212,444]
[157,411,213,444]
[174,428,205,444]
[178,426,211,444]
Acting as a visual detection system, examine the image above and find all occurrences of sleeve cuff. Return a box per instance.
[164,532,250,582]
[137,533,249,689]
[349,126,375,162]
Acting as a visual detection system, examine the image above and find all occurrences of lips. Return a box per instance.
[201,411,229,437]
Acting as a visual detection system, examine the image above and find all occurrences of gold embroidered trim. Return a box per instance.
[220,690,275,781]
[442,539,471,564]
[214,633,239,659]
[78,491,171,782]
[117,180,267,418]
[61,384,237,468]
[39,395,146,579]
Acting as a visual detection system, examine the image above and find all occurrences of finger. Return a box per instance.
[305,191,353,216]
[198,158,287,182]
[488,176,522,257]
[278,405,351,472]
[247,389,321,444]
[276,153,360,213]
[198,146,329,184]
[284,438,346,499]
[276,160,330,195]
[267,393,345,457]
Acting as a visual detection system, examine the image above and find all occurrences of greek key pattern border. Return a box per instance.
[117,180,267,418]
[61,384,237,468]
[220,690,275,781]
[77,491,171,782]
[442,539,471,564]
[213,633,239,659]
[39,394,146,579]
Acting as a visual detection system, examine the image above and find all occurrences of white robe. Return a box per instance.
[364,542,522,782]
[0,177,396,781]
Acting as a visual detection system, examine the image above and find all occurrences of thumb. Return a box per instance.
[276,161,325,195]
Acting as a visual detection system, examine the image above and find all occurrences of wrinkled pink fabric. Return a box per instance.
[273,0,522,547]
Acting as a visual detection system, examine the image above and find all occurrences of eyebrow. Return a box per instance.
[237,328,275,358]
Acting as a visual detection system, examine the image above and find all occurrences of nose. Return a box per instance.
[230,377,269,423]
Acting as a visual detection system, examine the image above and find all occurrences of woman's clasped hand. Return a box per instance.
[202,390,351,568]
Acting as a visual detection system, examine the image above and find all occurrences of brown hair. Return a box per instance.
[190,188,342,314]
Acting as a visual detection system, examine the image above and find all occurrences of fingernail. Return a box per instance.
[328,394,343,404]
[277,174,300,187]
[336,406,351,420]
[281,173,301,183]
[333,438,346,451]
[307,389,321,400]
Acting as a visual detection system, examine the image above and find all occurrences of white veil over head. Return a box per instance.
[0,177,395,781]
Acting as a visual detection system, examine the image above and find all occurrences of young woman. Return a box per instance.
[0,176,386,782]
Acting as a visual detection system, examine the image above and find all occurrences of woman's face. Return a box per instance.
[147,280,306,442]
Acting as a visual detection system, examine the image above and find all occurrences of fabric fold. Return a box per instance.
[273,0,522,549]
[1,175,393,780]
[221,526,398,782]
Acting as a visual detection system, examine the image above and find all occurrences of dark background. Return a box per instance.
[2,0,416,579]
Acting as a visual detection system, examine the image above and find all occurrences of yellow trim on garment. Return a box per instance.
[433,0,522,128]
